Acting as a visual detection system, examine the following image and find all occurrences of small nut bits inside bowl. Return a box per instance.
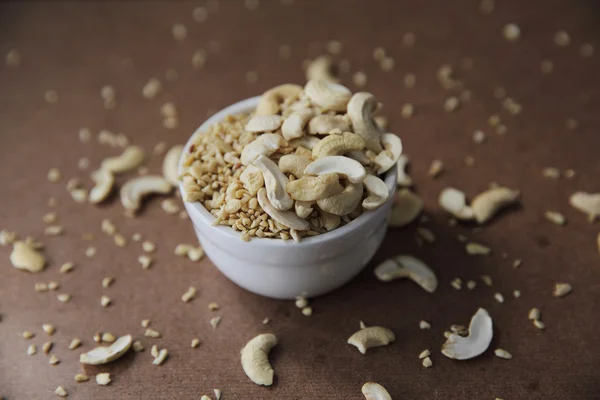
[240,333,277,386]
[442,308,493,360]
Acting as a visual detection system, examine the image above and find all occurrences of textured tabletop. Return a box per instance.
[1,1,600,399]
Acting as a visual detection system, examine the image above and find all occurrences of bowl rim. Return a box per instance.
[178,96,397,248]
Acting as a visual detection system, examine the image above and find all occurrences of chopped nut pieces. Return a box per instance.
[554,30,570,47]
[55,386,67,397]
[451,278,463,291]
[503,23,520,42]
[422,357,433,368]
[57,293,71,303]
[60,262,74,274]
[138,255,153,269]
[494,292,505,303]
[22,331,35,339]
[100,295,111,307]
[42,324,56,335]
[553,282,572,298]
[69,338,82,350]
[102,277,114,288]
[533,319,546,330]
[210,316,222,329]
[102,332,116,343]
[428,160,444,178]
[75,373,89,382]
[133,341,144,352]
[141,319,151,328]
[362,382,392,400]
[49,354,60,365]
[419,320,431,330]
[348,326,395,354]
[96,372,111,386]
[43,341,53,354]
[495,348,513,359]
[374,255,437,293]
[545,211,566,225]
[419,349,431,359]
[145,328,161,338]
[208,302,219,311]
[466,242,491,255]
[10,241,46,273]
[191,338,201,348]
[182,286,198,303]
[301,307,313,316]
[153,348,169,365]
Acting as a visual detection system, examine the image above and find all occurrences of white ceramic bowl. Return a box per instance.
[179,97,397,299]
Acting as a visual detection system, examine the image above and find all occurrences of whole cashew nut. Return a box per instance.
[347,92,383,153]
[290,136,321,151]
[89,169,115,204]
[362,382,392,400]
[253,155,293,211]
[240,333,278,386]
[362,175,389,210]
[257,188,310,230]
[317,182,364,216]
[304,156,366,184]
[306,55,338,82]
[442,308,493,360]
[374,133,403,175]
[308,115,350,135]
[312,132,366,159]
[286,173,344,202]
[245,115,283,133]
[240,133,284,166]
[278,154,311,178]
[120,176,172,213]
[101,146,145,174]
[239,165,264,195]
[281,109,314,140]
[256,84,303,116]
[471,187,520,223]
[304,79,352,112]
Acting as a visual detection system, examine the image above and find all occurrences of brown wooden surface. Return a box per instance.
[1,1,600,399]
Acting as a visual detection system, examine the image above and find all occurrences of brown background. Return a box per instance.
[1,0,600,399]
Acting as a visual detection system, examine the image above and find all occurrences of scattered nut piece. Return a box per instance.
[400,103,414,118]
[466,242,491,255]
[43,324,56,335]
[553,282,572,298]
[554,30,570,47]
[172,23,187,41]
[210,316,222,329]
[241,333,278,386]
[374,255,437,293]
[481,275,493,286]
[96,372,111,386]
[466,280,477,290]
[495,348,513,359]
[102,332,116,343]
[451,278,463,291]
[389,189,423,227]
[57,293,71,303]
[43,341,53,354]
[513,290,521,298]
[545,211,566,226]
[75,373,89,382]
[182,286,198,303]
[494,292,505,303]
[191,338,201,348]
[473,130,486,144]
[422,357,433,368]
[133,341,144,352]
[145,328,161,338]
[44,225,64,236]
[80,335,132,365]
[100,295,111,308]
[569,192,600,219]
[362,382,391,400]
[10,241,46,273]
[439,188,475,220]
[533,319,546,330]
[503,23,520,41]
[141,319,151,328]
[151,345,159,358]
[419,349,431,359]
[301,307,313,316]
[69,338,82,350]
[27,344,37,355]
[580,43,594,57]
[471,187,520,223]
[419,320,431,330]
[22,331,35,339]
[348,326,395,354]
[442,308,493,360]
[59,262,75,274]
[49,354,60,365]
[138,255,153,269]
[102,277,114,289]
[55,386,67,397]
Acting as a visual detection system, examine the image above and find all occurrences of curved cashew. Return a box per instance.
[312,132,366,159]
[569,192,600,218]
[306,55,338,82]
[347,326,395,354]
[256,84,303,116]
[240,165,265,195]
[10,241,45,273]
[362,175,389,210]
[240,333,278,386]
[374,133,403,175]
[304,156,366,184]
[278,154,311,178]
[281,109,314,140]
[317,182,363,216]
[305,79,352,112]
[240,133,284,166]
[442,308,493,360]
[439,187,475,220]
[89,169,115,204]
[308,115,350,135]
[295,200,314,219]
[162,145,183,186]
[245,115,283,133]
[80,335,132,365]
[253,155,293,210]
[347,92,383,153]
[320,210,341,231]
[396,155,412,186]
[289,136,321,151]
[362,382,392,400]
[101,146,145,174]
[286,174,344,201]
[388,189,423,227]
[471,187,520,223]
[374,255,437,293]
[257,188,309,231]
[120,176,172,212]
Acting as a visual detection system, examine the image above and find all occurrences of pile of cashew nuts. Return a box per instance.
[181,79,403,241]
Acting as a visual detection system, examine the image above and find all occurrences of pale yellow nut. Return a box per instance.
[10,241,45,273]
[347,326,395,354]
[286,174,344,202]
[305,79,351,112]
[256,84,303,116]
[312,132,366,159]
[240,333,277,386]
[347,92,383,153]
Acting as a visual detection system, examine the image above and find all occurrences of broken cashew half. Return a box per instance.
[80,334,132,365]
[374,133,403,175]
[120,176,172,213]
[240,133,284,166]
[347,92,383,153]
[253,155,293,210]
[347,326,395,354]
[240,333,278,386]
[286,174,344,201]
[289,136,321,151]
[317,182,364,216]
[89,169,115,204]
[388,189,423,227]
[295,200,314,219]
[306,55,338,82]
[312,132,366,159]
[239,165,264,195]
[374,255,437,293]
[304,156,366,184]
[10,241,45,273]
[256,84,303,116]
[439,187,475,220]
[471,187,520,223]
[396,155,412,186]
[442,308,493,360]
[362,175,389,210]
[101,146,145,174]
[305,79,352,112]
[569,192,600,218]
[162,145,183,186]
[281,109,314,140]
[257,188,309,230]
[278,154,311,178]
[308,114,350,135]
[362,382,392,400]
[245,115,283,133]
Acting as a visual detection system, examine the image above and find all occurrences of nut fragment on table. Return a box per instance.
[241,333,278,386]
[347,326,395,354]
[442,308,493,360]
